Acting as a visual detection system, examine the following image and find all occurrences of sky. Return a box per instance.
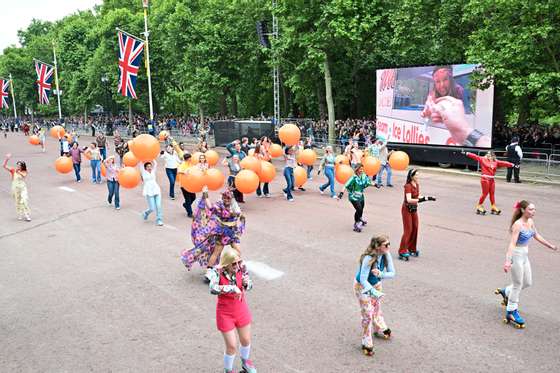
[1,0,103,53]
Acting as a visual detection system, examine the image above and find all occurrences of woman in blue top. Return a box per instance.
[354,235,395,356]
[495,200,557,328]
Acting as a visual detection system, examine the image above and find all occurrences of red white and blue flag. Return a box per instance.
[117,31,145,99]
[0,79,9,109]
[35,60,54,105]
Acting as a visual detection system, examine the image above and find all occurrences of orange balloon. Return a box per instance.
[235,169,260,194]
[55,156,73,174]
[127,140,135,153]
[191,152,203,165]
[123,151,139,167]
[29,135,40,145]
[240,155,262,174]
[131,134,160,162]
[388,151,410,171]
[248,148,255,156]
[335,164,354,184]
[205,149,220,166]
[278,123,301,146]
[181,167,205,193]
[363,156,381,176]
[259,161,276,183]
[269,143,283,158]
[298,149,317,166]
[335,154,350,166]
[50,125,65,139]
[158,130,169,141]
[205,168,225,191]
[65,133,73,143]
[101,163,107,177]
[118,167,141,189]
[294,166,307,187]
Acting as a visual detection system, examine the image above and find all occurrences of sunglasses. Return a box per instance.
[382,242,390,247]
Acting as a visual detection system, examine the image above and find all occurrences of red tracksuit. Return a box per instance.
[399,182,419,255]
[466,153,513,205]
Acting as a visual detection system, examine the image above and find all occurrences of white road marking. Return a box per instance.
[58,186,76,192]
[244,260,284,280]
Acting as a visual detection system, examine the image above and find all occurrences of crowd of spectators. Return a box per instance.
[493,121,560,148]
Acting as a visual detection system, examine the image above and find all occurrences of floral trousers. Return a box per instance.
[354,281,387,348]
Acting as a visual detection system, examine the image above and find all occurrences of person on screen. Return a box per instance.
[421,66,464,123]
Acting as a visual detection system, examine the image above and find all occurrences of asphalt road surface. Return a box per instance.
[1,133,559,372]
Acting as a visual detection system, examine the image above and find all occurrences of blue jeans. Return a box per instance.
[90,160,101,182]
[307,165,313,179]
[73,162,81,181]
[376,163,392,186]
[107,180,120,208]
[282,167,294,199]
[100,147,107,160]
[320,166,335,196]
[165,168,177,198]
[144,194,163,223]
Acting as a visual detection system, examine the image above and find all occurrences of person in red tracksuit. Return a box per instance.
[464,151,513,215]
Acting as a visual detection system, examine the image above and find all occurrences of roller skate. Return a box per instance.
[240,358,257,373]
[494,288,508,307]
[361,345,374,356]
[491,205,501,215]
[398,252,410,261]
[374,328,392,340]
[353,222,362,233]
[409,250,420,257]
[504,309,525,329]
[360,218,368,226]
[476,204,487,215]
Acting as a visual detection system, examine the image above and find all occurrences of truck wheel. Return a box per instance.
[438,162,451,168]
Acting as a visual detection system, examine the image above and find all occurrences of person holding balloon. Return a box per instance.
[69,142,85,182]
[159,145,182,200]
[223,155,244,203]
[338,163,372,232]
[84,143,102,184]
[103,156,121,210]
[254,141,271,198]
[318,146,337,199]
[282,146,297,202]
[3,153,31,222]
[178,153,197,218]
[398,169,436,261]
[140,160,164,226]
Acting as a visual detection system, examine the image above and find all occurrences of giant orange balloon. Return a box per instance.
[127,140,135,153]
[294,166,307,187]
[55,156,73,174]
[389,151,410,171]
[259,161,276,183]
[118,167,141,189]
[240,155,261,174]
[205,168,225,191]
[205,150,220,166]
[65,133,73,143]
[235,169,259,194]
[181,168,205,193]
[158,130,169,141]
[298,149,317,166]
[335,154,350,166]
[269,143,283,158]
[101,163,107,177]
[29,135,40,145]
[131,134,160,162]
[123,151,139,167]
[335,164,354,184]
[278,123,301,146]
[363,156,381,176]
[50,125,65,138]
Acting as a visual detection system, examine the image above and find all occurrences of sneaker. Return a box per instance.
[287,198,294,202]
[17,216,23,221]
[24,216,31,222]
[171,196,175,200]
[264,194,271,198]
[241,358,257,373]
[375,184,381,189]
[298,187,306,191]
[77,180,81,183]
[387,184,394,187]
[331,195,339,200]
[107,201,112,206]
[115,207,121,210]
[142,211,149,220]
[319,187,324,195]
[156,220,164,226]
[256,194,263,198]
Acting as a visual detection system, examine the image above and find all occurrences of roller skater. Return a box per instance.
[463,151,513,215]
[338,163,372,232]
[494,288,508,306]
[354,235,395,355]
[498,200,557,328]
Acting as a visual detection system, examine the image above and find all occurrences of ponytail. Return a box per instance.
[510,200,530,231]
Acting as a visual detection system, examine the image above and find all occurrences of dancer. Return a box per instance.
[354,235,395,356]
[398,169,436,260]
[368,137,392,188]
[103,156,120,210]
[495,200,557,328]
[318,146,337,199]
[463,151,513,215]
[181,189,245,280]
[208,247,257,373]
[3,153,31,221]
[140,160,163,226]
[282,146,297,201]
[69,142,84,182]
[338,164,372,232]
[160,145,181,200]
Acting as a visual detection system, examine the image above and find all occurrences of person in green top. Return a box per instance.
[338,163,372,232]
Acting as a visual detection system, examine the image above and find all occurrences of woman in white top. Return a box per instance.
[140,160,163,226]
[160,145,181,200]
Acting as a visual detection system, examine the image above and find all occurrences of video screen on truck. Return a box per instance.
[375,64,494,148]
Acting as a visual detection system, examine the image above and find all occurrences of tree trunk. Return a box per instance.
[231,91,238,117]
[324,54,335,145]
[198,103,204,130]
[317,82,326,120]
[84,105,87,124]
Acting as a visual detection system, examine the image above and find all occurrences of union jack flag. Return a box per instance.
[35,60,54,105]
[117,31,145,99]
[0,79,9,109]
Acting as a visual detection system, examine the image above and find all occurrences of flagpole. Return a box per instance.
[142,0,154,121]
[9,74,17,119]
[52,42,62,121]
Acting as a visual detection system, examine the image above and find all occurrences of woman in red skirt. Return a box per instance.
[398,169,436,261]
[208,247,257,373]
